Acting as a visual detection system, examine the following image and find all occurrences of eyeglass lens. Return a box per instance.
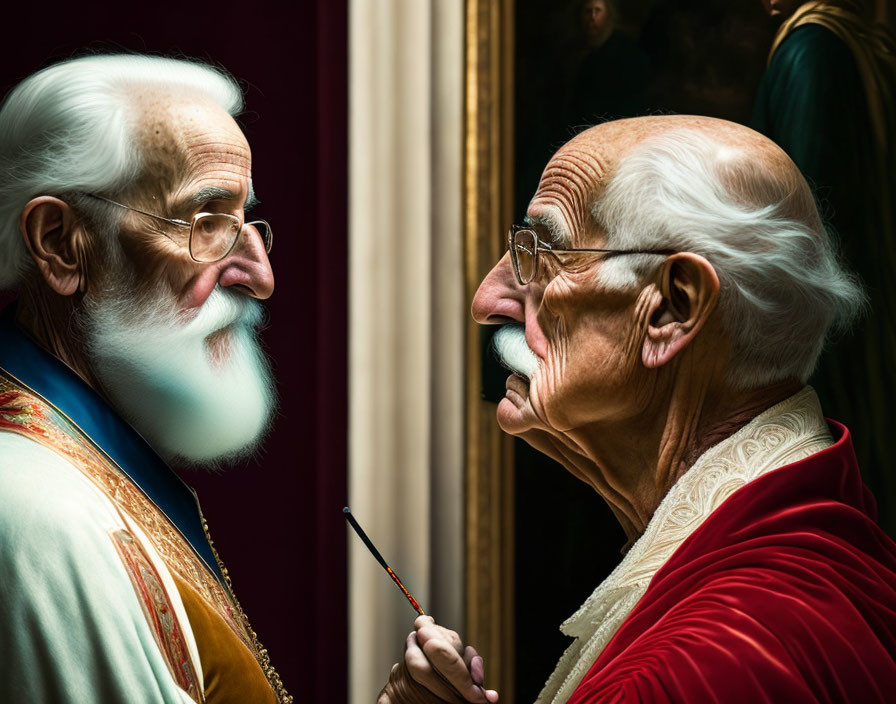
[189,214,273,263]
[512,229,538,284]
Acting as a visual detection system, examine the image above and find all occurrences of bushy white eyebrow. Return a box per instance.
[523,209,571,246]
[186,183,258,211]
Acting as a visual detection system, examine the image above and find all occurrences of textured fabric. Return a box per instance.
[766,1,896,151]
[175,577,278,704]
[537,387,834,703]
[564,421,896,703]
[751,4,896,536]
[0,306,222,577]
[0,316,283,701]
[0,432,198,703]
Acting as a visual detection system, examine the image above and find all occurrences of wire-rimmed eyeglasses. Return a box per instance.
[84,193,273,263]
[507,225,675,286]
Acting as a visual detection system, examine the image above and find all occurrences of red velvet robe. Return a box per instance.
[567,422,896,703]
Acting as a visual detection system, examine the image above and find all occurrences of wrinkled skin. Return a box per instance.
[383,116,806,702]
[18,92,274,388]
[121,92,273,311]
[378,617,494,704]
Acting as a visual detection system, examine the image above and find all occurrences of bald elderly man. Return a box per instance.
[0,56,290,701]
[379,116,896,703]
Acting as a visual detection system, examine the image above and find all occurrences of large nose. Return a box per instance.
[471,252,526,324]
[216,223,275,299]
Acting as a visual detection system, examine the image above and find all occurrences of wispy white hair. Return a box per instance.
[593,128,865,389]
[0,53,243,289]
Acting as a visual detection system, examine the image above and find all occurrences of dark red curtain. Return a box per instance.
[0,2,348,700]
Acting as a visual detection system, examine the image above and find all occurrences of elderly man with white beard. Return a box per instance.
[379,115,896,703]
[0,55,291,702]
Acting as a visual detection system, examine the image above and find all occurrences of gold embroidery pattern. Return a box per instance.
[111,528,204,704]
[201,516,294,703]
[0,371,292,703]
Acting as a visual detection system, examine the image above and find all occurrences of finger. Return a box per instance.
[421,635,489,703]
[414,615,435,629]
[417,623,464,657]
[405,632,466,703]
[463,648,499,702]
[464,648,484,686]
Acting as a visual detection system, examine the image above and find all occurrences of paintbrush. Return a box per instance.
[343,506,425,616]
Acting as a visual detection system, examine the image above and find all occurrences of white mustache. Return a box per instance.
[183,288,262,339]
[493,323,540,380]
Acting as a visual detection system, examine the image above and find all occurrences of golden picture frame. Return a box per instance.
[463,0,517,699]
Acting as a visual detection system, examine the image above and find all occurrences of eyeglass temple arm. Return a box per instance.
[542,246,677,255]
[84,193,191,227]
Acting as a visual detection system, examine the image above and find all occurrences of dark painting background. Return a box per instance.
[510,1,774,699]
[0,2,348,700]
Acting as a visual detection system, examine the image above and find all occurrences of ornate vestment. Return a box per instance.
[751,1,896,535]
[0,308,290,703]
[538,388,896,702]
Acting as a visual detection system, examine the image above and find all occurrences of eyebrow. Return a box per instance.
[523,212,571,246]
[183,184,259,212]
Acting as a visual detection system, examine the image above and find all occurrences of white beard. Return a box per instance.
[83,285,275,466]
[493,323,540,380]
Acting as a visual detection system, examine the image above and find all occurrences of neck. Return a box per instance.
[566,376,803,545]
[16,282,101,391]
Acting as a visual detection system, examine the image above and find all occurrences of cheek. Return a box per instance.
[118,233,203,304]
[535,281,643,428]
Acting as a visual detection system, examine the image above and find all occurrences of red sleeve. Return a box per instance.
[568,561,893,703]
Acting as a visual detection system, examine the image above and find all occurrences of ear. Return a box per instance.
[20,196,89,296]
[642,252,719,369]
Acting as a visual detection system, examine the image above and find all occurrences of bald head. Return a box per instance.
[523,114,861,389]
[528,115,818,246]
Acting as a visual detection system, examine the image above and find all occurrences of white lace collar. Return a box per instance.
[535,387,833,704]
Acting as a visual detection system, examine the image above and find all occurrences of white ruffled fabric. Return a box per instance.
[536,387,834,704]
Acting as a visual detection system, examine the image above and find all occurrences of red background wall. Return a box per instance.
[0,2,348,700]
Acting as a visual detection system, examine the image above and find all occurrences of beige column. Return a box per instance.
[348,1,464,702]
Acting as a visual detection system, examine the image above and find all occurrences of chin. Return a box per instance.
[205,326,234,367]
[84,287,277,467]
[496,374,545,436]
[495,396,528,435]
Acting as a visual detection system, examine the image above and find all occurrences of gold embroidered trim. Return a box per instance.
[111,528,204,703]
[201,515,294,703]
[0,369,292,703]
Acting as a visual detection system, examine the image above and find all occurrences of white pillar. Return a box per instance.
[348,1,464,701]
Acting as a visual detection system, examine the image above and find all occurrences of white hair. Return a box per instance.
[593,128,865,389]
[0,53,243,289]
[83,283,275,466]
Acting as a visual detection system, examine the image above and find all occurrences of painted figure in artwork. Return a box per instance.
[752,0,896,534]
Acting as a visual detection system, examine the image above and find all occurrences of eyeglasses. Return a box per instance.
[507,225,675,286]
[83,193,273,263]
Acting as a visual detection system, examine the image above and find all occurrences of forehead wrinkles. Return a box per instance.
[531,149,605,243]
[131,95,250,200]
[182,139,250,178]
[169,106,250,182]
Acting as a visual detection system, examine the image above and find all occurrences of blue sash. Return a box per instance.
[0,305,224,582]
